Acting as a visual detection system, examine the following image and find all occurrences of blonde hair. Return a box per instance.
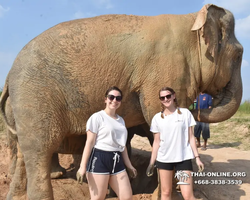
[159,87,182,118]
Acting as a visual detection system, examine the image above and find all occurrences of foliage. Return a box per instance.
[237,100,250,114]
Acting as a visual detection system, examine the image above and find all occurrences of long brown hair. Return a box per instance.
[105,86,123,98]
[159,87,182,118]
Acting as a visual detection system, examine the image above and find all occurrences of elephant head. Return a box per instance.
[190,4,243,123]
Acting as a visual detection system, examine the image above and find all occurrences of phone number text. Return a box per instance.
[194,179,243,185]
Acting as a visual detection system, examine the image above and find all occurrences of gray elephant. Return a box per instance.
[0,3,243,200]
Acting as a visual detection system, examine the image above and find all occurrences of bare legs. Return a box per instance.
[158,169,173,200]
[196,137,201,148]
[159,169,196,200]
[86,171,132,200]
[86,173,109,200]
[203,139,208,149]
[196,137,208,150]
[195,122,209,150]
[179,171,196,200]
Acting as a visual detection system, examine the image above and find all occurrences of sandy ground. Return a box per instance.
[0,133,250,200]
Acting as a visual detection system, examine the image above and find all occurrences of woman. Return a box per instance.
[77,86,137,200]
[146,87,204,200]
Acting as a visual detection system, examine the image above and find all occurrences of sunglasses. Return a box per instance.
[107,94,122,102]
[159,94,172,101]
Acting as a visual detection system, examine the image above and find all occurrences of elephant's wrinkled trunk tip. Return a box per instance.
[191,90,242,123]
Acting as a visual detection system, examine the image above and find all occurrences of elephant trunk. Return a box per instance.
[191,66,242,123]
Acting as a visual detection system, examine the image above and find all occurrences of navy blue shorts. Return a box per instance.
[194,121,210,139]
[87,148,126,175]
[156,159,193,171]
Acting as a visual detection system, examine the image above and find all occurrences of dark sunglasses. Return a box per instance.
[107,94,122,102]
[159,94,172,101]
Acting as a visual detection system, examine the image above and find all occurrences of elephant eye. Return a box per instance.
[218,31,223,52]
[219,31,223,42]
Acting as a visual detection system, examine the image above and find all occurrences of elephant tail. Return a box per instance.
[1,80,18,178]
[0,80,17,135]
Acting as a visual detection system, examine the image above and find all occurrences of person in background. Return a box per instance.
[76,86,137,200]
[194,92,212,150]
[146,87,204,200]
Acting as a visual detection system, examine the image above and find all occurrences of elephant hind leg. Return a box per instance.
[7,143,27,200]
[24,152,54,200]
[141,123,154,146]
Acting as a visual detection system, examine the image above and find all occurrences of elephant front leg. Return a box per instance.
[7,143,27,200]
[126,128,135,158]
[139,87,161,125]
[50,153,66,179]
[50,135,87,178]
[126,123,153,157]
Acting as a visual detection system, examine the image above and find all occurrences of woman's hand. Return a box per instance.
[196,157,204,172]
[127,166,137,178]
[76,167,86,184]
[146,164,155,177]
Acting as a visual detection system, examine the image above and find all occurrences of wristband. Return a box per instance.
[195,156,200,158]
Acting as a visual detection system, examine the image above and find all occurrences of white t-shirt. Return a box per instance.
[150,108,196,162]
[86,110,127,152]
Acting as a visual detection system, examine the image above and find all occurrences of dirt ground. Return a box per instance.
[0,133,250,200]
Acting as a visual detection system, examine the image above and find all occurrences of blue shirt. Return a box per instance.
[195,93,212,109]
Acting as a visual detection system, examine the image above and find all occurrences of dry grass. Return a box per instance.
[0,115,5,135]
[0,116,6,141]
[209,113,250,151]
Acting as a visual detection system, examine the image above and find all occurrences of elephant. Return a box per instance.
[0,3,243,200]
[127,123,153,156]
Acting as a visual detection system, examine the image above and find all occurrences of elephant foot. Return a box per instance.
[51,153,66,179]
[7,192,27,200]
[51,170,65,179]
[51,165,66,179]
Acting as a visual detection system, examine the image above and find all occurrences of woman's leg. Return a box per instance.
[158,169,173,200]
[86,173,109,200]
[179,170,196,200]
[109,171,133,200]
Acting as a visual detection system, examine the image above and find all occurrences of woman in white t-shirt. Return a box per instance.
[77,86,137,200]
[146,87,204,200]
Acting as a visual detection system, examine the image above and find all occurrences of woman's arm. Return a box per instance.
[77,131,96,178]
[122,147,137,178]
[149,132,160,165]
[121,147,133,168]
[188,126,204,171]
[146,132,160,176]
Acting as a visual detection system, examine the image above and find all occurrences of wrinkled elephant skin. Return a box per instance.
[0,4,243,200]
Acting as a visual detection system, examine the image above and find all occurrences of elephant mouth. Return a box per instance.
[211,86,228,107]
[192,75,242,123]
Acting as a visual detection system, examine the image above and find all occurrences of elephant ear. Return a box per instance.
[191,4,226,64]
